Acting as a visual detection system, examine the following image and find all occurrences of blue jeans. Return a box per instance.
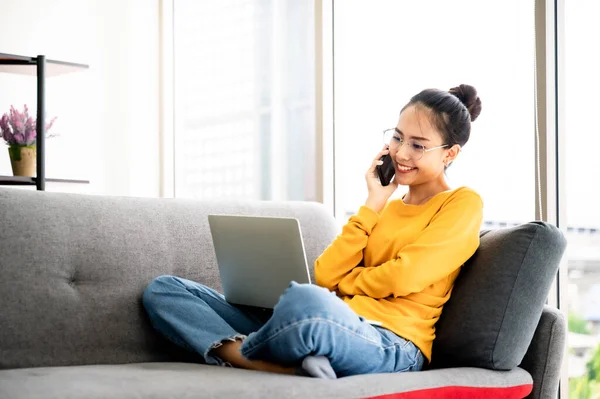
[142,276,425,377]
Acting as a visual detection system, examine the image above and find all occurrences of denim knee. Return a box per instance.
[275,281,342,319]
[142,274,178,310]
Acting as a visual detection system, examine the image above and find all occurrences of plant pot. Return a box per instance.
[8,145,36,177]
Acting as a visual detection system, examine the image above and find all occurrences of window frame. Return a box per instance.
[159,0,175,198]
[314,0,335,214]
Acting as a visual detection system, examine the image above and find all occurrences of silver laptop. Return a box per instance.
[207,214,312,309]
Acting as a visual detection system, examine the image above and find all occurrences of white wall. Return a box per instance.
[0,0,160,197]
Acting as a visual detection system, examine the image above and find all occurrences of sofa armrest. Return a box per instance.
[519,306,566,399]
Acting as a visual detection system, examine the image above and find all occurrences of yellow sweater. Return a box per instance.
[314,186,483,362]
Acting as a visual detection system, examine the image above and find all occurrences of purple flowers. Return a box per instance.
[0,105,57,146]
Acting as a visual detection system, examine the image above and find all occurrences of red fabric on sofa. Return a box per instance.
[362,383,533,399]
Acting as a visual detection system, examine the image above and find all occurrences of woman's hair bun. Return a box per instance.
[449,84,482,122]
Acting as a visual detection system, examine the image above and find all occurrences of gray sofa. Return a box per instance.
[0,188,567,399]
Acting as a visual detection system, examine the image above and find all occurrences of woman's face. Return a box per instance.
[389,105,454,187]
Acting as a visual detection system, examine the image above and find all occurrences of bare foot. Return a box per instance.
[211,340,296,375]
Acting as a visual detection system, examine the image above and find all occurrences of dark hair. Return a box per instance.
[400,84,482,148]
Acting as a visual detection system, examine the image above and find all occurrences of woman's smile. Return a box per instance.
[396,163,417,173]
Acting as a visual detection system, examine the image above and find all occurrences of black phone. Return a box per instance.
[376,153,395,186]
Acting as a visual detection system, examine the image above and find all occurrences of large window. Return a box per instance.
[166,0,595,394]
[173,0,315,201]
[564,2,600,397]
[333,0,535,225]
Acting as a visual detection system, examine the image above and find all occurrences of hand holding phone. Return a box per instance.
[376,153,395,186]
[366,147,398,213]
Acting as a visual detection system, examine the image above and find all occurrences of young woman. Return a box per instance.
[143,84,484,379]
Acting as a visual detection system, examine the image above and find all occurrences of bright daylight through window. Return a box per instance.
[333,0,534,225]
[564,2,600,398]
[173,0,316,201]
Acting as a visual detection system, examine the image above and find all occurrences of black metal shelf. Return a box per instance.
[0,53,88,77]
[0,53,89,190]
[0,176,90,186]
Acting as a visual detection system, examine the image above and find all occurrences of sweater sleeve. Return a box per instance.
[336,193,483,299]
[314,205,380,291]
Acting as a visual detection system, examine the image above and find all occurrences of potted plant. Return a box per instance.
[0,105,57,177]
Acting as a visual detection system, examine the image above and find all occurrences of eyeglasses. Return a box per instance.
[383,128,448,161]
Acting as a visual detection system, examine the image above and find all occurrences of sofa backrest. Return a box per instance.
[0,189,339,369]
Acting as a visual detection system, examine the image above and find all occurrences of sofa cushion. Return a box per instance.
[0,362,533,399]
[431,222,567,370]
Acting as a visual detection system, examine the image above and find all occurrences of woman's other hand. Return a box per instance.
[364,145,398,213]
